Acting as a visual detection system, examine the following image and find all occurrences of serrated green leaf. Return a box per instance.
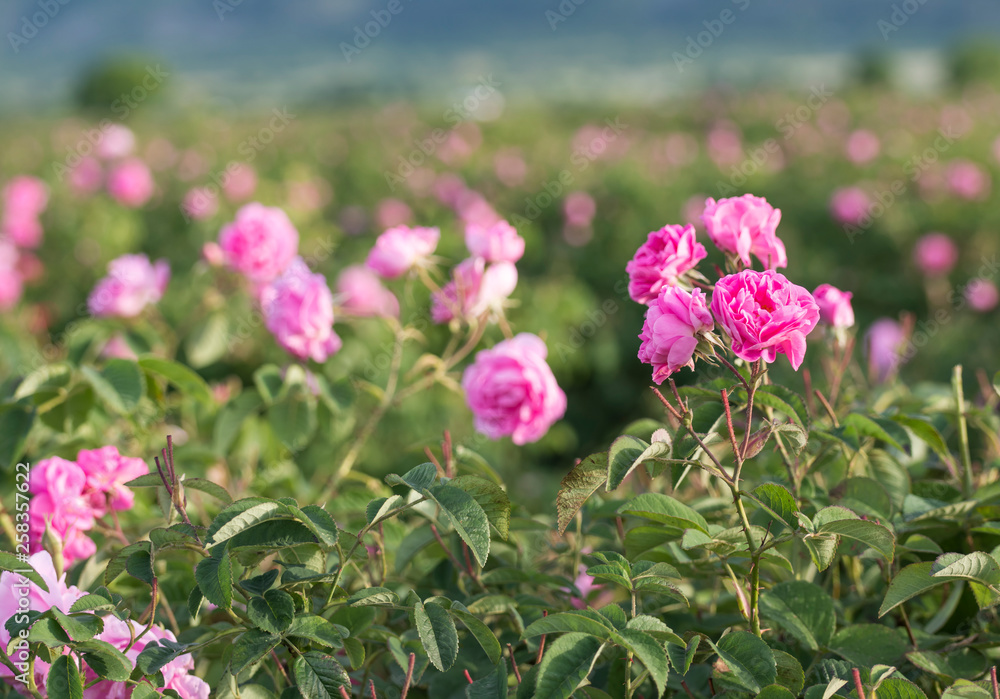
[618,492,709,534]
[535,633,603,699]
[818,518,894,562]
[466,661,508,699]
[522,611,614,640]
[759,581,835,650]
[247,589,295,634]
[76,639,133,681]
[451,604,503,666]
[286,615,348,649]
[829,624,907,666]
[425,483,491,567]
[182,477,233,504]
[749,483,799,529]
[47,654,83,699]
[0,552,48,591]
[386,462,438,491]
[415,601,459,672]
[612,628,669,697]
[773,650,805,696]
[348,587,399,606]
[556,452,607,534]
[196,544,233,609]
[136,638,193,675]
[606,435,648,491]
[138,356,213,403]
[126,550,155,585]
[710,631,776,694]
[450,475,511,540]
[231,630,281,674]
[843,413,904,451]
[268,389,317,451]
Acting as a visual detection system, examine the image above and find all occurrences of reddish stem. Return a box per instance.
[852,667,866,699]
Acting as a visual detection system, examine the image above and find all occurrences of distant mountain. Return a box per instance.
[1,0,998,111]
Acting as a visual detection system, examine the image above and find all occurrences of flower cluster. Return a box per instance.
[0,552,209,699]
[88,254,170,318]
[0,176,49,309]
[28,446,147,565]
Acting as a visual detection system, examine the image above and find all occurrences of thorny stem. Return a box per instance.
[653,386,734,486]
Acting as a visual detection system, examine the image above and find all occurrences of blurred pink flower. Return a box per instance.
[707,123,743,168]
[366,225,439,278]
[182,186,219,221]
[262,258,342,362]
[564,191,596,228]
[702,194,786,269]
[88,254,170,318]
[96,124,135,160]
[845,129,880,165]
[1,213,43,248]
[638,287,714,383]
[3,175,48,217]
[101,334,138,360]
[626,224,707,305]
[336,265,400,318]
[433,173,469,207]
[965,279,999,312]
[829,187,872,226]
[68,156,104,196]
[77,446,148,515]
[202,241,225,266]
[711,270,820,370]
[462,333,566,445]
[432,258,517,324]
[465,219,525,263]
[913,233,958,276]
[813,284,855,329]
[106,158,154,207]
[494,148,527,187]
[375,198,413,229]
[219,203,299,283]
[945,160,990,200]
[865,318,906,382]
[224,164,257,202]
[28,457,97,564]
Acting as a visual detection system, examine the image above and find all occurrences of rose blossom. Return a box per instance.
[28,457,97,564]
[88,254,170,317]
[262,257,342,362]
[3,175,48,217]
[829,187,872,226]
[710,269,820,370]
[965,279,999,312]
[106,158,154,207]
[813,283,855,328]
[845,129,880,165]
[461,333,566,445]
[626,224,707,304]
[366,225,440,278]
[465,219,525,263]
[913,233,958,276]
[77,446,148,515]
[223,163,258,201]
[431,258,517,324]
[564,191,596,228]
[638,287,714,383]
[336,264,400,318]
[865,318,906,383]
[701,194,787,269]
[375,198,413,229]
[96,124,136,160]
[946,159,990,200]
[218,203,299,283]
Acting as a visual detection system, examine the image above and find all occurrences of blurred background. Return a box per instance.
[1,1,999,504]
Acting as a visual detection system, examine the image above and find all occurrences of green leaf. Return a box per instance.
[69,593,115,613]
[208,500,289,544]
[101,358,146,410]
[247,589,296,634]
[879,562,947,617]
[386,462,438,491]
[138,356,213,403]
[817,518,894,562]
[286,615,348,649]
[185,311,230,368]
[450,475,511,540]
[876,678,929,699]
[75,639,133,681]
[425,483,491,567]
[269,389,317,451]
[0,552,48,591]
[556,452,608,534]
[710,631,777,694]
[535,633,604,699]
[759,581,835,650]
[213,390,263,454]
[47,654,83,699]
[941,680,993,699]
[451,604,503,666]
[771,422,809,454]
[27,616,71,646]
[196,544,233,609]
[136,638,193,675]
[829,624,907,666]
[993,370,1000,399]
[126,550,155,585]
[466,662,509,699]
[842,413,904,451]
[893,415,953,468]
[606,435,648,491]
[347,587,399,606]
[773,650,805,696]
[757,685,796,699]
[612,628,669,697]
[231,630,281,674]
[749,484,799,529]
[183,477,233,504]
[803,534,839,572]
[933,551,1000,587]
[415,601,459,672]
[254,365,284,404]
[50,608,102,642]
[618,493,709,534]
[0,400,35,470]
[753,385,810,428]
[292,651,351,699]
[666,636,700,676]
[522,611,614,640]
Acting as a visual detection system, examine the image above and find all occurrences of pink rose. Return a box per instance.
[101,334,138,360]
[219,203,299,283]
[701,194,787,269]
[69,157,104,196]
[335,264,400,318]
[431,258,517,324]
[813,283,855,328]
[366,225,440,278]
[262,258,342,362]
[28,457,97,564]
[564,191,596,228]
[845,129,880,165]
[182,186,218,221]
[638,287,714,384]
[946,160,990,200]
[865,318,906,383]
[1,212,43,248]
[96,124,136,160]
[626,224,707,304]
[223,163,257,202]
[0,247,23,309]
[913,233,958,276]
[710,269,820,370]
[0,551,84,648]
[88,254,170,318]
[77,446,148,515]
[461,333,566,445]
[465,219,525,263]
[965,279,999,313]
[375,198,413,229]
[3,175,48,217]
[106,158,154,207]
[829,187,872,226]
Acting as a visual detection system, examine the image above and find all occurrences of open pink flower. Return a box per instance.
[638,287,714,383]
[462,333,566,445]
[913,233,958,276]
[702,194,786,269]
[710,269,819,370]
[219,203,299,283]
[813,283,855,329]
[626,224,707,304]
[336,264,400,318]
[262,257,342,362]
[366,225,440,278]
[431,258,517,324]
[28,457,97,565]
[87,254,170,318]
[465,219,525,263]
[77,446,148,515]
[107,158,154,207]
